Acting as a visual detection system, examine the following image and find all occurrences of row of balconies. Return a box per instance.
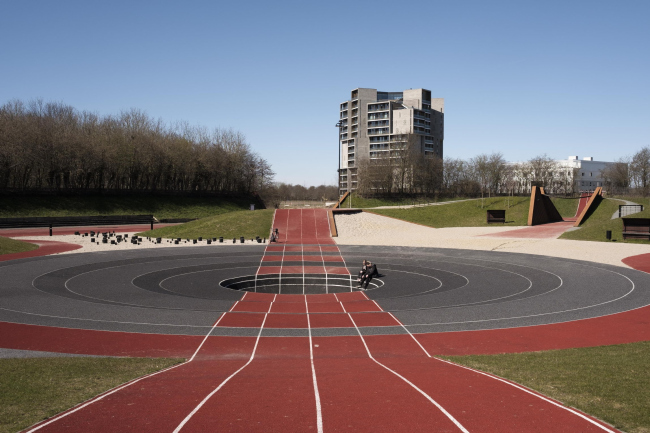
[368,103,390,112]
[368,127,390,135]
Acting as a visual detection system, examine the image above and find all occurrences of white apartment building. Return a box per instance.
[564,156,613,190]
[338,88,444,195]
[510,156,616,194]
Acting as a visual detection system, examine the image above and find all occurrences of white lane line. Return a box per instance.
[25,358,188,432]
[24,298,238,433]
[256,208,279,292]
[434,357,618,433]
[360,292,433,358]
[278,209,291,294]
[335,296,469,433]
[315,210,328,292]
[173,300,274,433]
[305,296,324,433]
[382,289,620,433]
[301,209,305,295]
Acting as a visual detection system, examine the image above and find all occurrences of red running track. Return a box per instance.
[24,292,621,433]
[0,239,81,262]
[19,208,632,432]
[257,209,351,282]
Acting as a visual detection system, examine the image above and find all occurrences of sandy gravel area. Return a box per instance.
[23,234,266,254]
[334,212,650,268]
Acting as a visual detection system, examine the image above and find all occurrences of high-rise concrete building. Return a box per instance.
[338,88,444,195]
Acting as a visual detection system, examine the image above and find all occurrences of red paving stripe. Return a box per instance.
[0,240,82,262]
[243,292,275,302]
[28,336,258,433]
[302,255,343,262]
[280,265,309,273]
[311,335,465,433]
[365,335,615,432]
[217,312,266,328]
[231,301,272,313]
[0,224,178,238]
[306,293,338,303]
[261,255,283,262]
[308,303,345,313]
[416,304,650,356]
[0,321,200,358]
[483,221,575,239]
[336,291,368,301]
[622,252,650,273]
[178,337,317,432]
[265,313,309,328]
[325,267,351,275]
[342,300,383,312]
[257,266,282,274]
[350,312,400,327]
[271,302,307,313]
[277,294,311,303]
[310,313,354,328]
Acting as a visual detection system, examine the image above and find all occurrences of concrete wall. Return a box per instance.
[392,108,413,134]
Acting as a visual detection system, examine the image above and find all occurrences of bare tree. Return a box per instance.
[630,147,650,195]
[601,158,630,195]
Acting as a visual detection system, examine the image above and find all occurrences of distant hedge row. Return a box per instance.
[0,99,274,194]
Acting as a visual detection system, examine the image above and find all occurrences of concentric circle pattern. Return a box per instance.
[2,245,649,337]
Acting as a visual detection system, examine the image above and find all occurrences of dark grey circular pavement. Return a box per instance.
[1,244,649,337]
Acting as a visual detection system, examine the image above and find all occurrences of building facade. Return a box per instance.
[338,88,444,195]
[509,156,616,194]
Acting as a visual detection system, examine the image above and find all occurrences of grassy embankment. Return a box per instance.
[0,195,259,220]
[367,196,529,227]
[560,196,650,243]
[0,236,38,255]
[138,208,275,240]
[444,341,650,433]
[0,357,182,433]
[343,195,580,228]
[339,193,464,209]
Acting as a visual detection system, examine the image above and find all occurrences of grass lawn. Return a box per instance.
[0,357,182,433]
[550,196,580,219]
[560,198,630,242]
[368,196,531,227]
[339,193,461,209]
[443,341,650,433]
[138,208,274,240]
[0,195,260,220]
[0,236,38,255]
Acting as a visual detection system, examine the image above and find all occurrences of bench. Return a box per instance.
[622,218,650,240]
[487,209,506,224]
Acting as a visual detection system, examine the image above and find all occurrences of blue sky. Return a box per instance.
[1,0,648,185]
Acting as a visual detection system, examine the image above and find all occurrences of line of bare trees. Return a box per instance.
[601,147,650,196]
[0,99,274,195]
[356,141,582,198]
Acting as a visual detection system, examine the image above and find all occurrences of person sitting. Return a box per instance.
[359,261,378,290]
[270,228,279,243]
[357,260,368,284]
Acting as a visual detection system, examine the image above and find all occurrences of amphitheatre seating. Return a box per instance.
[487,209,506,224]
[622,218,650,240]
[0,215,155,229]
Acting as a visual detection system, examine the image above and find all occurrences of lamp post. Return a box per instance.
[335,120,343,198]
